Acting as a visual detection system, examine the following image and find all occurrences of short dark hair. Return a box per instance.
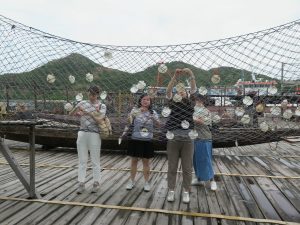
[88,85,100,95]
[194,94,211,106]
[194,94,206,102]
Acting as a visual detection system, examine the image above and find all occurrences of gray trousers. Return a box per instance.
[167,140,194,190]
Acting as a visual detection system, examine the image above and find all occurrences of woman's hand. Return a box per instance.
[150,114,161,127]
[75,111,84,116]
[182,68,194,76]
[167,68,183,99]
[183,68,196,93]
[78,106,90,115]
[174,69,183,77]
[194,117,204,124]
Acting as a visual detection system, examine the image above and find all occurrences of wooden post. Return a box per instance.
[29,125,37,198]
[0,122,41,199]
[0,138,40,198]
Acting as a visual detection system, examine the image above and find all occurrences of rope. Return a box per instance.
[213,154,300,158]
[0,161,299,179]
[3,148,300,158]
[0,196,298,224]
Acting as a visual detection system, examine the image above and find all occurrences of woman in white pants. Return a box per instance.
[70,85,106,194]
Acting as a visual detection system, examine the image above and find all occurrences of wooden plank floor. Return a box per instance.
[0,140,299,225]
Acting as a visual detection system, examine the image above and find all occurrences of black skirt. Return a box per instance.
[127,139,154,159]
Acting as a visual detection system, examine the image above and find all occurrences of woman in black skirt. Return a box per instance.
[126,93,160,191]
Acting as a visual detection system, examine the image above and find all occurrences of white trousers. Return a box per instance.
[76,131,101,183]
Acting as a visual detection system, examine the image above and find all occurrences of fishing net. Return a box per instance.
[0,15,299,148]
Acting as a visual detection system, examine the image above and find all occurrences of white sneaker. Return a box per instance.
[126,180,135,190]
[182,191,190,203]
[191,178,201,186]
[76,182,85,194]
[167,191,175,202]
[210,181,217,191]
[144,182,151,192]
[91,181,100,193]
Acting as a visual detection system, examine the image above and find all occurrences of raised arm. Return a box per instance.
[182,68,196,94]
[151,111,161,127]
[166,69,182,99]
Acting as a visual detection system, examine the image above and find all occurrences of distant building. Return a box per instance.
[281,80,300,95]
[234,80,278,96]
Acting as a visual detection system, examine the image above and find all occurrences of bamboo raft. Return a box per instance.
[0,140,299,224]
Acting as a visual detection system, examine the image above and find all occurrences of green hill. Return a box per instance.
[0,53,276,100]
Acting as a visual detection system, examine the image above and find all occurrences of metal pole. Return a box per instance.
[33,82,37,111]
[281,62,284,94]
[5,85,9,113]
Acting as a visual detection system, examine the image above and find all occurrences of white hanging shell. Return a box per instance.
[158,64,168,73]
[68,75,75,84]
[260,122,269,132]
[130,84,138,94]
[181,120,190,129]
[166,131,174,140]
[283,109,293,119]
[86,73,93,82]
[46,74,56,83]
[235,107,245,117]
[100,91,107,100]
[295,107,300,116]
[268,86,277,95]
[64,103,73,111]
[161,107,171,117]
[211,74,220,84]
[173,94,182,102]
[212,114,221,123]
[131,107,141,117]
[241,114,251,124]
[76,93,83,101]
[242,96,253,106]
[270,107,281,116]
[188,130,198,140]
[137,81,146,90]
[198,86,208,95]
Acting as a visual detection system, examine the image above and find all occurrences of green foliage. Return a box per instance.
[0,53,277,100]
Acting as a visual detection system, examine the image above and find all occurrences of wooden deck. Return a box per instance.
[0,140,299,225]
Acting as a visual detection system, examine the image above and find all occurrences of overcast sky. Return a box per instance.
[1,0,300,46]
